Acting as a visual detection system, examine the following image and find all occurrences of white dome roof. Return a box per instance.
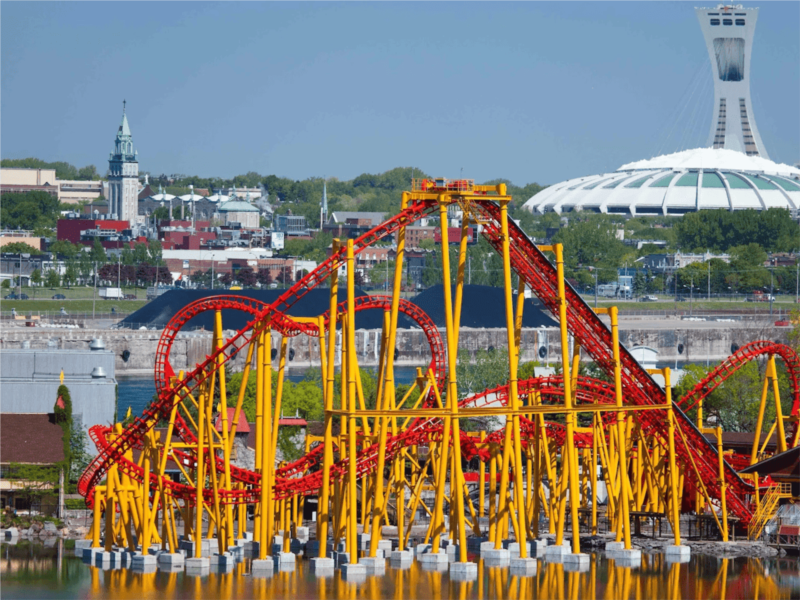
[524,148,800,216]
[178,193,204,202]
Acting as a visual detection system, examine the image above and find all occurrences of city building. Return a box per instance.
[217,199,260,229]
[323,211,387,240]
[635,251,732,274]
[524,5,800,216]
[0,231,42,251]
[0,168,102,203]
[274,214,310,237]
[56,218,133,249]
[107,101,139,224]
[0,413,66,514]
[0,341,118,453]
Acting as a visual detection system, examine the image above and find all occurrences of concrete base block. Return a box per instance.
[251,558,274,577]
[504,541,532,558]
[563,553,590,572]
[210,552,235,568]
[390,550,414,565]
[510,557,538,576]
[157,553,184,567]
[274,552,296,571]
[359,556,386,572]
[415,543,434,555]
[340,563,367,581]
[131,554,157,570]
[605,541,625,552]
[357,533,371,551]
[483,548,510,567]
[446,543,461,555]
[377,539,393,552]
[450,562,478,581]
[480,541,500,554]
[544,544,571,562]
[665,545,691,563]
[310,557,335,573]
[468,536,488,550]
[82,547,103,562]
[333,551,351,566]
[418,551,449,566]
[94,551,113,566]
[4,527,19,539]
[530,540,548,556]
[159,563,185,574]
[74,539,92,550]
[295,527,309,540]
[420,560,449,573]
[185,557,210,575]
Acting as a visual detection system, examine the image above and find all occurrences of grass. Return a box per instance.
[582,297,797,314]
[1,285,147,315]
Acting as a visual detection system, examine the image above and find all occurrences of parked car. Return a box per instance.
[123,294,137,300]
[5,293,28,300]
[52,294,66,299]
[640,295,659,302]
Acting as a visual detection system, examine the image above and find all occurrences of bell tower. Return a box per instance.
[108,100,139,224]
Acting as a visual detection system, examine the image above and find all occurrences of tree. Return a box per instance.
[219,272,233,287]
[89,239,107,264]
[63,262,78,288]
[257,268,273,288]
[1,242,42,255]
[148,240,163,265]
[276,266,293,286]
[236,266,257,288]
[0,191,61,230]
[1,279,10,290]
[44,268,60,288]
[30,269,41,298]
[49,239,80,258]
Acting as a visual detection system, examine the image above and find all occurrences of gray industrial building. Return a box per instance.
[0,340,117,453]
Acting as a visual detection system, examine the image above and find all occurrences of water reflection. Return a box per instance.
[2,542,799,600]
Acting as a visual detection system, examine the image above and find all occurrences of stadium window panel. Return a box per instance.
[735,19,745,26]
[723,19,733,25]
[713,38,744,81]
[710,19,720,25]
[675,172,699,187]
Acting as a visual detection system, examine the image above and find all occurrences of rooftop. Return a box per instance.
[0,413,66,465]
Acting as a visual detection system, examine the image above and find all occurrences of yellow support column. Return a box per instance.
[345,240,359,567]
[664,367,690,561]
[554,243,584,562]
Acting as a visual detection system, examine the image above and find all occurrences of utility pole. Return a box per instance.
[594,268,598,309]
[795,251,799,303]
[92,261,97,318]
[707,260,710,301]
[770,264,774,317]
[690,276,694,317]
[468,254,471,285]
[211,254,215,290]
[117,253,121,292]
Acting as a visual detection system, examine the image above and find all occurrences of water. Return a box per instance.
[2,540,799,599]
[116,367,422,421]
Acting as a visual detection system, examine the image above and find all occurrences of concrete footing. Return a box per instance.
[510,557,538,576]
[544,544,571,562]
[605,541,624,552]
[310,557,335,574]
[157,553,184,567]
[251,558,274,577]
[415,543,434,555]
[131,554,157,571]
[450,562,478,581]
[563,553,590,572]
[340,563,367,581]
[274,552,296,570]
[333,551,350,566]
[82,547,104,562]
[185,557,210,575]
[483,548,510,567]
[665,545,691,563]
[359,556,386,572]
[210,552,235,568]
[419,551,449,566]
[390,550,414,566]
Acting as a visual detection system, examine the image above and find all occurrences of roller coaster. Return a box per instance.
[79,179,800,574]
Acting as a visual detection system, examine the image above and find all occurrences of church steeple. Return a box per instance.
[114,100,135,158]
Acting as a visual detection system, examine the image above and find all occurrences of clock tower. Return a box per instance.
[108,101,139,224]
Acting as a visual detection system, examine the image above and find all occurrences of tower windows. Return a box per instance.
[735,19,745,26]
[739,98,759,157]
[723,18,732,25]
[710,19,720,25]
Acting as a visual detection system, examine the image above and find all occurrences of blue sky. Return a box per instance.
[2,2,798,186]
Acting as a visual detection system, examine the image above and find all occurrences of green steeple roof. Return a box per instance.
[118,100,132,138]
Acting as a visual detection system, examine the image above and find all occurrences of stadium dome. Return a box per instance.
[523,148,800,216]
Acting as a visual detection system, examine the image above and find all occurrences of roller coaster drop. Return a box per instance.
[79,180,800,574]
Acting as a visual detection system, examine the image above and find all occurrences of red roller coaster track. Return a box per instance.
[79,198,800,526]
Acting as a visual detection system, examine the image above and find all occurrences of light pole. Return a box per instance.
[117,253,121,292]
[211,253,215,290]
[770,265,774,317]
[593,267,598,308]
[92,261,97,318]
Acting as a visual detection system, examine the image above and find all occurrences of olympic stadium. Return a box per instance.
[524,5,800,216]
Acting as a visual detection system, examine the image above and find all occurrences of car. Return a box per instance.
[52,294,66,299]
[4,293,28,300]
[4,293,18,300]
[123,294,137,300]
[639,295,659,302]
[675,296,688,302]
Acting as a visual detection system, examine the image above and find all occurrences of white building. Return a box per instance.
[524,5,800,216]
[107,101,139,224]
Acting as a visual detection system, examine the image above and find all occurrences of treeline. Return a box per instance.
[675,208,799,253]
[1,157,100,181]
[0,191,63,231]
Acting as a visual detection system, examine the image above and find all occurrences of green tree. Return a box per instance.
[1,242,42,255]
[0,191,61,230]
[89,239,107,264]
[30,268,42,298]
[551,216,627,284]
[148,240,163,265]
[49,239,81,258]
[45,268,61,288]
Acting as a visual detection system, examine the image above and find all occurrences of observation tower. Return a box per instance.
[696,4,768,158]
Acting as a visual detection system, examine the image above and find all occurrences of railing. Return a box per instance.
[748,483,791,540]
